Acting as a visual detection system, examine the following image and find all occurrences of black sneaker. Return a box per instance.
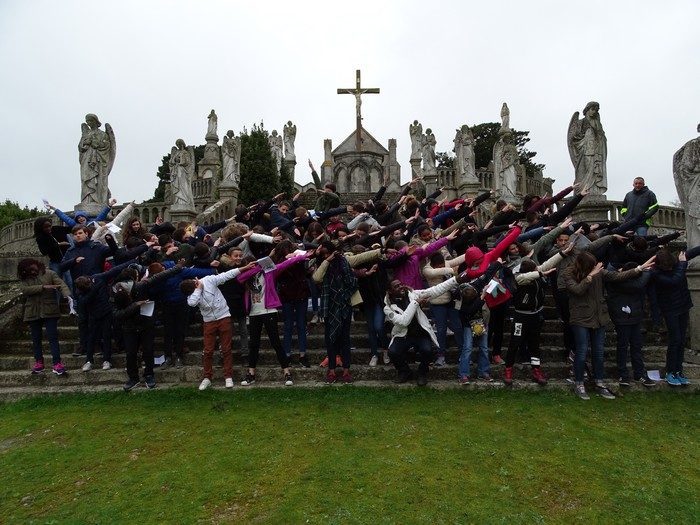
[595,385,615,399]
[284,373,293,386]
[394,369,411,384]
[241,373,256,386]
[416,373,428,387]
[618,377,631,387]
[123,378,140,391]
[299,355,310,368]
[636,375,656,388]
[175,358,183,369]
[145,375,156,389]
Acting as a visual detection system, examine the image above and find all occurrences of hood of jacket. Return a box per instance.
[464,246,484,267]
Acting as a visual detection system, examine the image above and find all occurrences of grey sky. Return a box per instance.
[0,0,697,211]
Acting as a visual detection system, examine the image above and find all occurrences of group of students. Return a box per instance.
[20,170,696,399]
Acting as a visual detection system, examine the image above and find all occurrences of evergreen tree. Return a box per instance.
[471,123,545,177]
[278,158,295,199]
[238,124,279,205]
[0,200,42,230]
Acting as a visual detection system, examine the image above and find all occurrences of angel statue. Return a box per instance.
[78,113,115,211]
[673,123,700,251]
[493,131,518,203]
[222,130,242,186]
[567,101,607,196]
[283,121,297,159]
[168,139,195,210]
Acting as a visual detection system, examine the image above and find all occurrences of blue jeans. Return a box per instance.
[430,303,464,357]
[308,278,319,314]
[664,311,689,374]
[364,302,387,356]
[615,323,644,380]
[48,261,72,290]
[28,317,61,364]
[571,324,606,382]
[459,326,489,378]
[282,299,308,356]
[389,335,433,375]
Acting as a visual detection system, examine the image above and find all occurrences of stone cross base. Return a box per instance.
[570,199,613,224]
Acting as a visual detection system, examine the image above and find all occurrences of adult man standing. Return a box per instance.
[621,177,658,235]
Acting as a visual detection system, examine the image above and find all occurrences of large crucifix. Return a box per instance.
[337,69,380,151]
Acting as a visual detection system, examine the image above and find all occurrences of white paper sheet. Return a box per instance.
[139,301,155,317]
[647,370,661,381]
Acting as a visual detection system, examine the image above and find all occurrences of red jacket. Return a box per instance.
[463,226,522,279]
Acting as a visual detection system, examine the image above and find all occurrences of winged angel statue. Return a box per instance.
[79,113,115,208]
[567,102,607,196]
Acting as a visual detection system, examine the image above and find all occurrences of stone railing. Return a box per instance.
[0,217,36,251]
[192,178,216,200]
[437,168,457,189]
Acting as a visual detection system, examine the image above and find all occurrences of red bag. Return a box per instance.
[483,278,512,309]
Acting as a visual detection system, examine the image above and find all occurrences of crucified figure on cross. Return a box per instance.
[337,69,380,151]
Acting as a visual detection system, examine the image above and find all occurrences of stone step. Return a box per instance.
[0,345,675,372]
[1,362,697,389]
[2,379,697,403]
[0,328,671,356]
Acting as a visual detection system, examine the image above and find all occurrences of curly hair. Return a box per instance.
[17,258,45,280]
[33,217,53,237]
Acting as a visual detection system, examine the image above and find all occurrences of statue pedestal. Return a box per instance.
[410,158,421,179]
[687,268,700,352]
[74,203,104,217]
[283,158,297,183]
[169,206,197,224]
[570,196,612,224]
[458,182,482,199]
[218,182,240,211]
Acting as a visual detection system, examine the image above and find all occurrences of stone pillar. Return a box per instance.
[410,158,421,180]
[688,268,700,353]
[169,206,198,224]
[570,197,613,224]
[218,183,239,212]
[197,130,221,201]
[322,139,333,184]
[387,139,400,187]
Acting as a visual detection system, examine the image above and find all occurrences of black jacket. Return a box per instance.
[621,186,658,219]
[605,271,651,325]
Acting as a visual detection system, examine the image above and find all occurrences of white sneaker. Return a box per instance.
[310,314,319,324]
[82,361,92,372]
[382,349,390,365]
[369,355,379,367]
[199,378,212,391]
[225,378,234,388]
[102,361,111,370]
[434,355,446,367]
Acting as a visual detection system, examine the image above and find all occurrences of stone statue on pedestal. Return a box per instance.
[673,123,700,250]
[568,101,607,196]
[500,103,510,131]
[206,109,218,140]
[269,130,283,175]
[409,120,423,160]
[421,128,437,177]
[169,139,195,210]
[78,113,115,212]
[222,130,241,186]
[283,121,296,159]
[453,124,477,184]
[493,131,518,203]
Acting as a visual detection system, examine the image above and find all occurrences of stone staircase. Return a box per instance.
[0,298,697,401]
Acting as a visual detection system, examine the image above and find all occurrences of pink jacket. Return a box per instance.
[236,253,309,313]
[393,237,449,290]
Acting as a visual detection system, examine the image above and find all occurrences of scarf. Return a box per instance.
[320,256,357,341]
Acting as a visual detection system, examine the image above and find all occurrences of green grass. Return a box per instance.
[1,388,698,524]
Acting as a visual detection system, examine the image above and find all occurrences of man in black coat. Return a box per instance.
[621,177,658,236]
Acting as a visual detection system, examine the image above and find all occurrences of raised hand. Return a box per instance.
[640,255,656,270]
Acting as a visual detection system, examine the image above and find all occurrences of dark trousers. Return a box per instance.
[28,317,61,364]
[248,312,289,369]
[389,335,433,375]
[162,301,190,359]
[664,311,689,374]
[282,299,308,356]
[553,287,575,353]
[86,312,113,363]
[614,323,645,380]
[364,302,388,356]
[487,302,509,357]
[505,311,543,368]
[124,325,155,381]
[325,313,352,370]
[75,300,89,353]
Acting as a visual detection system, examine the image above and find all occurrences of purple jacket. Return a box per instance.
[393,237,449,290]
[236,254,309,313]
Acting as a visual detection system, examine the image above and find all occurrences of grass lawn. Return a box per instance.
[1,388,698,524]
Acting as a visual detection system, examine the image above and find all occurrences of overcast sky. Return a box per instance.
[1,0,698,211]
